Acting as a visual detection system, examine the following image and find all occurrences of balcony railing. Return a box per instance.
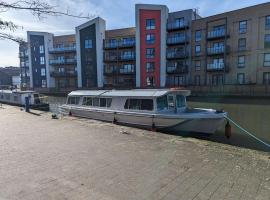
[207,46,226,55]
[207,29,226,40]
[50,71,77,77]
[104,42,118,49]
[49,58,77,65]
[104,54,118,62]
[167,21,189,31]
[119,54,135,61]
[167,64,188,74]
[118,40,135,48]
[166,51,188,59]
[167,36,188,45]
[119,68,135,74]
[206,63,227,72]
[49,46,76,53]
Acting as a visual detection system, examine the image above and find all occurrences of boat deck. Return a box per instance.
[0,105,269,200]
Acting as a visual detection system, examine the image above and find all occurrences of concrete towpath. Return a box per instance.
[0,105,269,200]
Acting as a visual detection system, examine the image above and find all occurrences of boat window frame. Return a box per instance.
[124,98,154,111]
[67,96,80,105]
[82,96,112,108]
[176,94,186,108]
[82,96,93,106]
[156,95,168,111]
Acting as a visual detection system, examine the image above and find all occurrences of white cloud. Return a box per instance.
[0,0,269,66]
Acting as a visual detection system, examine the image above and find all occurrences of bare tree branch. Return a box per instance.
[0,0,91,19]
[0,32,24,43]
[0,19,20,31]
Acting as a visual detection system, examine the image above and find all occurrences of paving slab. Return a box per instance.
[0,105,269,200]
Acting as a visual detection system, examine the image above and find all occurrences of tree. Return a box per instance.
[0,0,92,43]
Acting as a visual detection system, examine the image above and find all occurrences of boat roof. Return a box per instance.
[0,90,37,94]
[68,89,191,98]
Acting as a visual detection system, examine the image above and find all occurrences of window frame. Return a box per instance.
[266,16,270,30]
[239,20,247,34]
[195,30,201,42]
[237,73,245,85]
[146,19,155,30]
[146,48,155,59]
[238,55,245,68]
[146,62,155,73]
[124,99,154,111]
[238,38,246,51]
[85,39,93,49]
[195,60,201,71]
[264,53,270,67]
[264,34,270,48]
[195,45,201,55]
[146,33,155,45]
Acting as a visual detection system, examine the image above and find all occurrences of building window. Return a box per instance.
[146,48,155,58]
[146,33,155,44]
[237,73,245,84]
[266,16,270,30]
[175,18,185,27]
[39,45,44,53]
[146,19,155,30]
[263,72,270,84]
[146,76,155,87]
[146,62,155,72]
[264,53,270,67]
[194,75,200,86]
[239,21,247,34]
[40,56,45,65]
[195,30,201,42]
[41,80,47,88]
[238,56,245,68]
[85,39,92,49]
[238,38,246,51]
[41,68,46,76]
[212,75,223,86]
[195,45,201,55]
[195,60,201,71]
[264,34,270,48]
[120,64,134,74]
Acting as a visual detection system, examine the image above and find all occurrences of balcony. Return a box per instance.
[119,68,135,75]
[118,39,135,48]
[49,46,76,53]
[104,41,118,49]
[119,54,135,61]
[207,46,229,56]
[206,63,228,72]
[207,29,227,40]
[167,64,188,74]
[167,36,188,45]
[167,21,189,31]
[50,71,77,77]
[167,50,188,60]
[104,54,118,62]
[49,58,77,65]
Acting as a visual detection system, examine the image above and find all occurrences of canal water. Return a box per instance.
[47,96,270,152]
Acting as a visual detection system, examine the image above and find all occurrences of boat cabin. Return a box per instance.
[66,89,191,113]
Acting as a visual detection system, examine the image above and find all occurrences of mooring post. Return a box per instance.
[25,96,30,113]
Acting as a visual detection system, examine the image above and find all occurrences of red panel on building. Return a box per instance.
[139,9,161,88]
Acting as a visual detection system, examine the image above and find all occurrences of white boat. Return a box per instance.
[0,90,49,111]
[59,89,227,134]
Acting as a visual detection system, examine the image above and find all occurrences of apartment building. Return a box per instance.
[191,3,270,87]
[49,34,77,91]
[19,42,30,89]
[103,28,136,88]
[20,2,270,94]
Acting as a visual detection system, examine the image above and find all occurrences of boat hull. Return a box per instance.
[60,105,225,134]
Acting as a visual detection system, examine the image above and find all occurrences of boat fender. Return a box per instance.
[113,112,117,124]
[69,111,72,116]
[151,123,156,132]
[225,121,231,139]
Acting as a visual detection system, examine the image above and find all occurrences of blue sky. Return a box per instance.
[0,0,269,66]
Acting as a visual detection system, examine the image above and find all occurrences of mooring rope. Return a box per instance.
[224,114,270,149]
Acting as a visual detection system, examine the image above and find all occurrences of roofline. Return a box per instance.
[194,2,270,21]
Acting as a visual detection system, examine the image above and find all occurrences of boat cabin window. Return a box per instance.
[13,96,18,102]
[124,99,153,111]
[5,94,10,100]
[157,95,168,111]
[0,95,3,99]
[176,95,186,108]
[82,97,112,108]
[82,97,93,106]
[33,94,41,104]
[67,96,80,105]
